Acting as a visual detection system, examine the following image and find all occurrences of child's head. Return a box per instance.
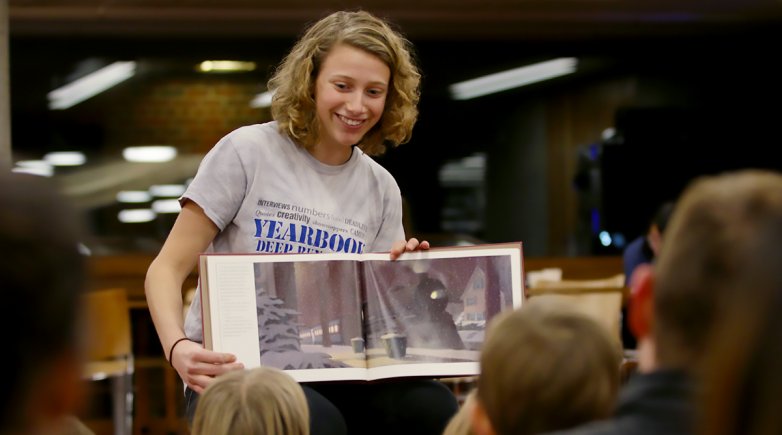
[652,170,782,370]
[191,367,310,435]
[443,390,477,435]
[473,300,621,435]
[269,10,421,155]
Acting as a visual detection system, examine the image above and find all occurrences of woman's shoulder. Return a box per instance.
[355,150,400,191]
[225,121,283,143]
[219,121,294,154]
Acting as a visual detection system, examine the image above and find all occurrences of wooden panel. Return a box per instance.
[524,256,622,281]
[87,253,198,305]
[544,77,637,255]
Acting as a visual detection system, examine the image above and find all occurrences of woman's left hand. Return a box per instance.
[390,238,430,260]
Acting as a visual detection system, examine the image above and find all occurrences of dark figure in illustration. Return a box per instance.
[407,275,465,349]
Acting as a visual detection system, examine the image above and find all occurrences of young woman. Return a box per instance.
[145,10,457,435]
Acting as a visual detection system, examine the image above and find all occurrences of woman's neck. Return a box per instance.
[307,144,354,166]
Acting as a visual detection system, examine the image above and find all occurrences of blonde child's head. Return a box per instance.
[191,367,309,435]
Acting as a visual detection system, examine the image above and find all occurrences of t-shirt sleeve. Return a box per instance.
[181,134,247,230]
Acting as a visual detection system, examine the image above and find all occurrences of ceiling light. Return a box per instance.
[16,159,52,170]
[44,151,86,166]
[250,90,275,108]
[48,61,136,110]
[118,209,156,223]
[449,57,578,100]
[117,190,152,203]
[152,199,182,214]
[198,60,256,73]
[149,184,186,197]
[12,166,53,177]
[122,145,177,163]
[13,160,53,177]
[77,243,92,256]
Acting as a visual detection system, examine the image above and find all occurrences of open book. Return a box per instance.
[199,242,524,382]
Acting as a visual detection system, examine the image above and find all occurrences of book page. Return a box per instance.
[204,253,370,382]
[205,257,261,367]
[359,245,523,379]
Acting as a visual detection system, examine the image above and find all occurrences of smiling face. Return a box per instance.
[313,43,390,163]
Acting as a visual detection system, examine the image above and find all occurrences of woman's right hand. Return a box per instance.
[170,339,244,393]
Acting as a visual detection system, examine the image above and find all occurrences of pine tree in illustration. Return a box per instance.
[257,291,349,370]
[257,291,301,354]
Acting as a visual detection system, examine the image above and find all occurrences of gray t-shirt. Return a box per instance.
[182,121,405,342]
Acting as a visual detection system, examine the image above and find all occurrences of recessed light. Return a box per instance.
[149,184,186,197]
[117,190,152,203]
[118,209,156,223]
[44,151,86,166]
[13,160,53,177]
[152,199,182,214]
[12,166,53,177]
[123,146,177,163]
[197,60,256,73]
[250,90,275,108]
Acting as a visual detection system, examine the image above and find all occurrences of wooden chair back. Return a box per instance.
[528,273,628,302]
[527,274,627,343]
[81,288,134,435]
[83,287,132,362]
[528,272,625,292]
[528,293,624,342]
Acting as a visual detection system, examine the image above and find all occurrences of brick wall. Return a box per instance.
[105,74,271,154]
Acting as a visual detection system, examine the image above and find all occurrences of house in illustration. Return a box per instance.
[457,267,487,327]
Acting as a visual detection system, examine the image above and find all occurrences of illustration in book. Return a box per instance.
[200,244,523,381]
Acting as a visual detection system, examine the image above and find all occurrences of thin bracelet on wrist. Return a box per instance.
[168,337,190,368]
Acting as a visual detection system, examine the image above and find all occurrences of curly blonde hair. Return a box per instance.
[268,10,421,156]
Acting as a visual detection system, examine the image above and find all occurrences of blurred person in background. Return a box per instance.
[0,172,91,435]
[621,201,674,349]
[548,169,782,435]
